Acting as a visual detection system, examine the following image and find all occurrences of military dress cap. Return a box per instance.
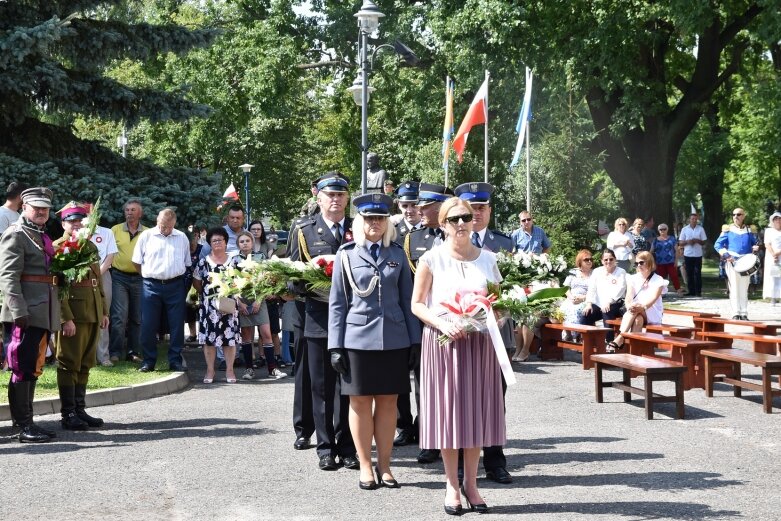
[455,182,494,205]
[417,182,452,207]
[20,187,53,208]
[316,172,350,192]
[57,201,89,221]
[396,180,420,202]
[353,193,394,217]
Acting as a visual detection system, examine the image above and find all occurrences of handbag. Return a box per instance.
[216,296,236,315]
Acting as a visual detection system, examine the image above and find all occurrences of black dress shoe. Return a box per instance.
[444,504,463,516]
[76,410,104,428]
[293,436,311,450]
[417,449,440,464]
[393,430,416,446]
[485,466,513,484]
[126,352,143,363]
[138,364,154,373]
[31,423,57,438]
[341,455,360,470]
[18,425,52,443]
[318,454,338,471]
[61,412,89,431]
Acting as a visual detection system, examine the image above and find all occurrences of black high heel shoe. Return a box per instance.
[359,478,377,490]
[461,486,489,513]
[375,466,400,488]
[443,503,463,516]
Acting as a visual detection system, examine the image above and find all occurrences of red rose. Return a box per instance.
[316,258,327,267]
[324,261,334,277]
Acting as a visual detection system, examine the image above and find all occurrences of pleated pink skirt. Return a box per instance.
[419,325,507,450]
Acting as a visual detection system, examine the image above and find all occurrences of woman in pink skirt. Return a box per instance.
[411,197,506,515]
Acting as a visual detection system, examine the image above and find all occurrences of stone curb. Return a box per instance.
[0,371,190,422]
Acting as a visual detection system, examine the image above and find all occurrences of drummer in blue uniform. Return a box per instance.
[714,207,759,320]
[394,181,421,240]
[398,182,452,464]
[287,172,358,470]
[454,181,514,485]
[328,193,421,490]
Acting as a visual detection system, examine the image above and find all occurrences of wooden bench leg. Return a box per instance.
[595,362,604,403]
[675,373,685,419]
[704,355,713,397]
[733,362,742,398]
[644,375,654,420]
[762,369,772,414]
[622,369,632,403]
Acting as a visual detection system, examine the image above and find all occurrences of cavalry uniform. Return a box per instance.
[288,173,356,468]
[0,187,61,443]
[54,202,108,430]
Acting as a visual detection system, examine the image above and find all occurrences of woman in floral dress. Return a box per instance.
[192,227,239,383]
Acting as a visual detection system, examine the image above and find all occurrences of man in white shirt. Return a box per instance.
[678,212,707,297]
[0,182,27,234]
[132,208,191,372]
[90,221,119,366]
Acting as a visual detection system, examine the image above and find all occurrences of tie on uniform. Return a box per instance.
[333,223,342,244]
[370,243,379,261]
[472,232,482,248]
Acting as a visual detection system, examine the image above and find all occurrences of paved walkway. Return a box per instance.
[0,297,778,520]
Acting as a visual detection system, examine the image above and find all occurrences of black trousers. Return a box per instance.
[396,363,420,435]
[684,256,703,295]
[579,302,623,341]
[291,301,314,440]
[307,337,354,458]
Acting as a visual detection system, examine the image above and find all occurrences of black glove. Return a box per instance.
[330,349,349,375]
[14,315,29,330]
[408,343,421,371]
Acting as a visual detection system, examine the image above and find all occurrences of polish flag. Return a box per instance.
[222,183,240,201]
[452,78,488,163]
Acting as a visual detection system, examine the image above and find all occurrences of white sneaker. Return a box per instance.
[242,368,255,380]
[269,368,288,379]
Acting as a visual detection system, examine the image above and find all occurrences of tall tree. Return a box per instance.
[0,1,220,225]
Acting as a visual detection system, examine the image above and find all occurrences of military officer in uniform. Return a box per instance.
[393,181,421,240]
[54,202,109,430]
[0,187,61,443]
[288,172,358,471]
[454,182,514,485]
[397,182,452,463]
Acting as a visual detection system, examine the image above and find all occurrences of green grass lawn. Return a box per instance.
[0,344,174,403]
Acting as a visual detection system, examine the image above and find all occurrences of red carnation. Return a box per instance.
[324,261,334,277]
[316,258,327,268]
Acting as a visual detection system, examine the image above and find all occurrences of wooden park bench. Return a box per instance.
[621,332,719,390]
[695,330,781,356]
[691,316,780,351]
[591,353,687,420]
[539,322,611,370]
[604,318,695,339]
[701,348,781,414]
[663,309,719,319]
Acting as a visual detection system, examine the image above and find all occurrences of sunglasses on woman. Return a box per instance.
[444,214,473,225]
[635,261,646,266]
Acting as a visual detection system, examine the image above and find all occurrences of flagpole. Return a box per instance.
[525,112,531,212]
[444,75,450,188]
[484,69,489,183]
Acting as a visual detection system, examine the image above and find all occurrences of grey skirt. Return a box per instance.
[238,299,269,328]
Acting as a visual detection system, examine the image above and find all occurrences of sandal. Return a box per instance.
[605,341,621,353]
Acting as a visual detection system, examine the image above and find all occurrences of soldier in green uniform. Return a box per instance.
[398,182,452,464]
[1,187,61,443]
[54,202,109,430]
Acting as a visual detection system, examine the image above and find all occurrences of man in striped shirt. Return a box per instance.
[132,208,191,372]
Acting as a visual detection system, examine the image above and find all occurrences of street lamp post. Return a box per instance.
[352,0,384,195]
[239,163,253,222]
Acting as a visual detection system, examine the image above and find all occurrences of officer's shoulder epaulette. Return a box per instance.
[294,217,315,229]
[337,241,357,252]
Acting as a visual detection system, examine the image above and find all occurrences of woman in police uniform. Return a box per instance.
[328,194,421,490]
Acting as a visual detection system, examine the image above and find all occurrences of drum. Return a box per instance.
[734,253,760,277]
